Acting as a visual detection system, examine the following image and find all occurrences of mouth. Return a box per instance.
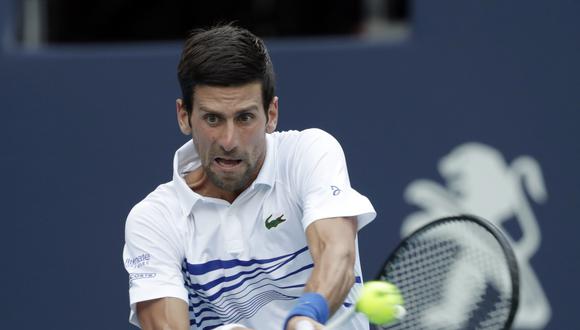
[214,157,243,170]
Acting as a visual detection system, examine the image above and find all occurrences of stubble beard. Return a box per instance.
[204,160,255,194]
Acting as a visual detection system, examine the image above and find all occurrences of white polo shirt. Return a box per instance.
[123,128,376,330]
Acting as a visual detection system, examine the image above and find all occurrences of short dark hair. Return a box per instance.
[177,24,276,115]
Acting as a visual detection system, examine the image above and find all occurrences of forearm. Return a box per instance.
[304,239,356,314]
[283,217,358,330]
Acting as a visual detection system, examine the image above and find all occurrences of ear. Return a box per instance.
[266,96,279,133]
[176,99,192,135]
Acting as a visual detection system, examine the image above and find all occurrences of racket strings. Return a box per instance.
[378,220,515,330]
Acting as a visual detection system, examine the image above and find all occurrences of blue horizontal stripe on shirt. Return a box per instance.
[189,282,305,308]
[183,247,357,328]
[184,248,352,297]
[190,315,221,327]
[186,254,291,292]
[188,263,314,303]
[185,246,309,275]
[226,291,291,324]
[191,290,295,326]
[191,288,298,317]
[202,325,221,330]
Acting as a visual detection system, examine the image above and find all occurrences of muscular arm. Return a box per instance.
[136,297,190,330]
[305,216,358,314]
[285,216,358,330]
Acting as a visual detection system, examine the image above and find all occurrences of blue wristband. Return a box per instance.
[283,293,329,329]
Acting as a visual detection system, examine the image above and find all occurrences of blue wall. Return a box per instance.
[1,1,579,329]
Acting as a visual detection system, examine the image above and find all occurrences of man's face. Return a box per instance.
[177,82,278,194]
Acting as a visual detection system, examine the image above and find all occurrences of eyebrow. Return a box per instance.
[198,105,260,114]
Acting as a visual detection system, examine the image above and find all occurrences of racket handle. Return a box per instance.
[324,308,356,330]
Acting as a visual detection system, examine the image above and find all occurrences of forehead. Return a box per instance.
[193,82,263,110]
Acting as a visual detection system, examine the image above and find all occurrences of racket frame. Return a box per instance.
[375,214,520,330]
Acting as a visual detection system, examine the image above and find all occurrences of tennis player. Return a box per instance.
[123,24,376,330]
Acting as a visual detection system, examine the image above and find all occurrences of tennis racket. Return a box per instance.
[325,214,520,330]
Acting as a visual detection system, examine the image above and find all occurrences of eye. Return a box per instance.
[204,114,220,125]
[237,112,255,123]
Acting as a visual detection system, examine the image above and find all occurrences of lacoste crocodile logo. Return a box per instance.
[265,214,286,229]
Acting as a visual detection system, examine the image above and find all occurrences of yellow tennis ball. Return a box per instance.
[356,281,405,325]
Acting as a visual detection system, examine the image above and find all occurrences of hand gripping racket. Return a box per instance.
[323,214,520,330]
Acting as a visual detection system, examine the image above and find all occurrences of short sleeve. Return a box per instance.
[293,129,376,230]
[123,202,189,326]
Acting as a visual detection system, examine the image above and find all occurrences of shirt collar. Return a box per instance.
[172,134,277,216]
[251,133,276,188]
[172,140,202,216]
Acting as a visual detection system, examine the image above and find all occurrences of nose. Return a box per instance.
[217,121,239,152]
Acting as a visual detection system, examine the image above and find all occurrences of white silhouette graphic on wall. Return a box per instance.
[402,142,550,329]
